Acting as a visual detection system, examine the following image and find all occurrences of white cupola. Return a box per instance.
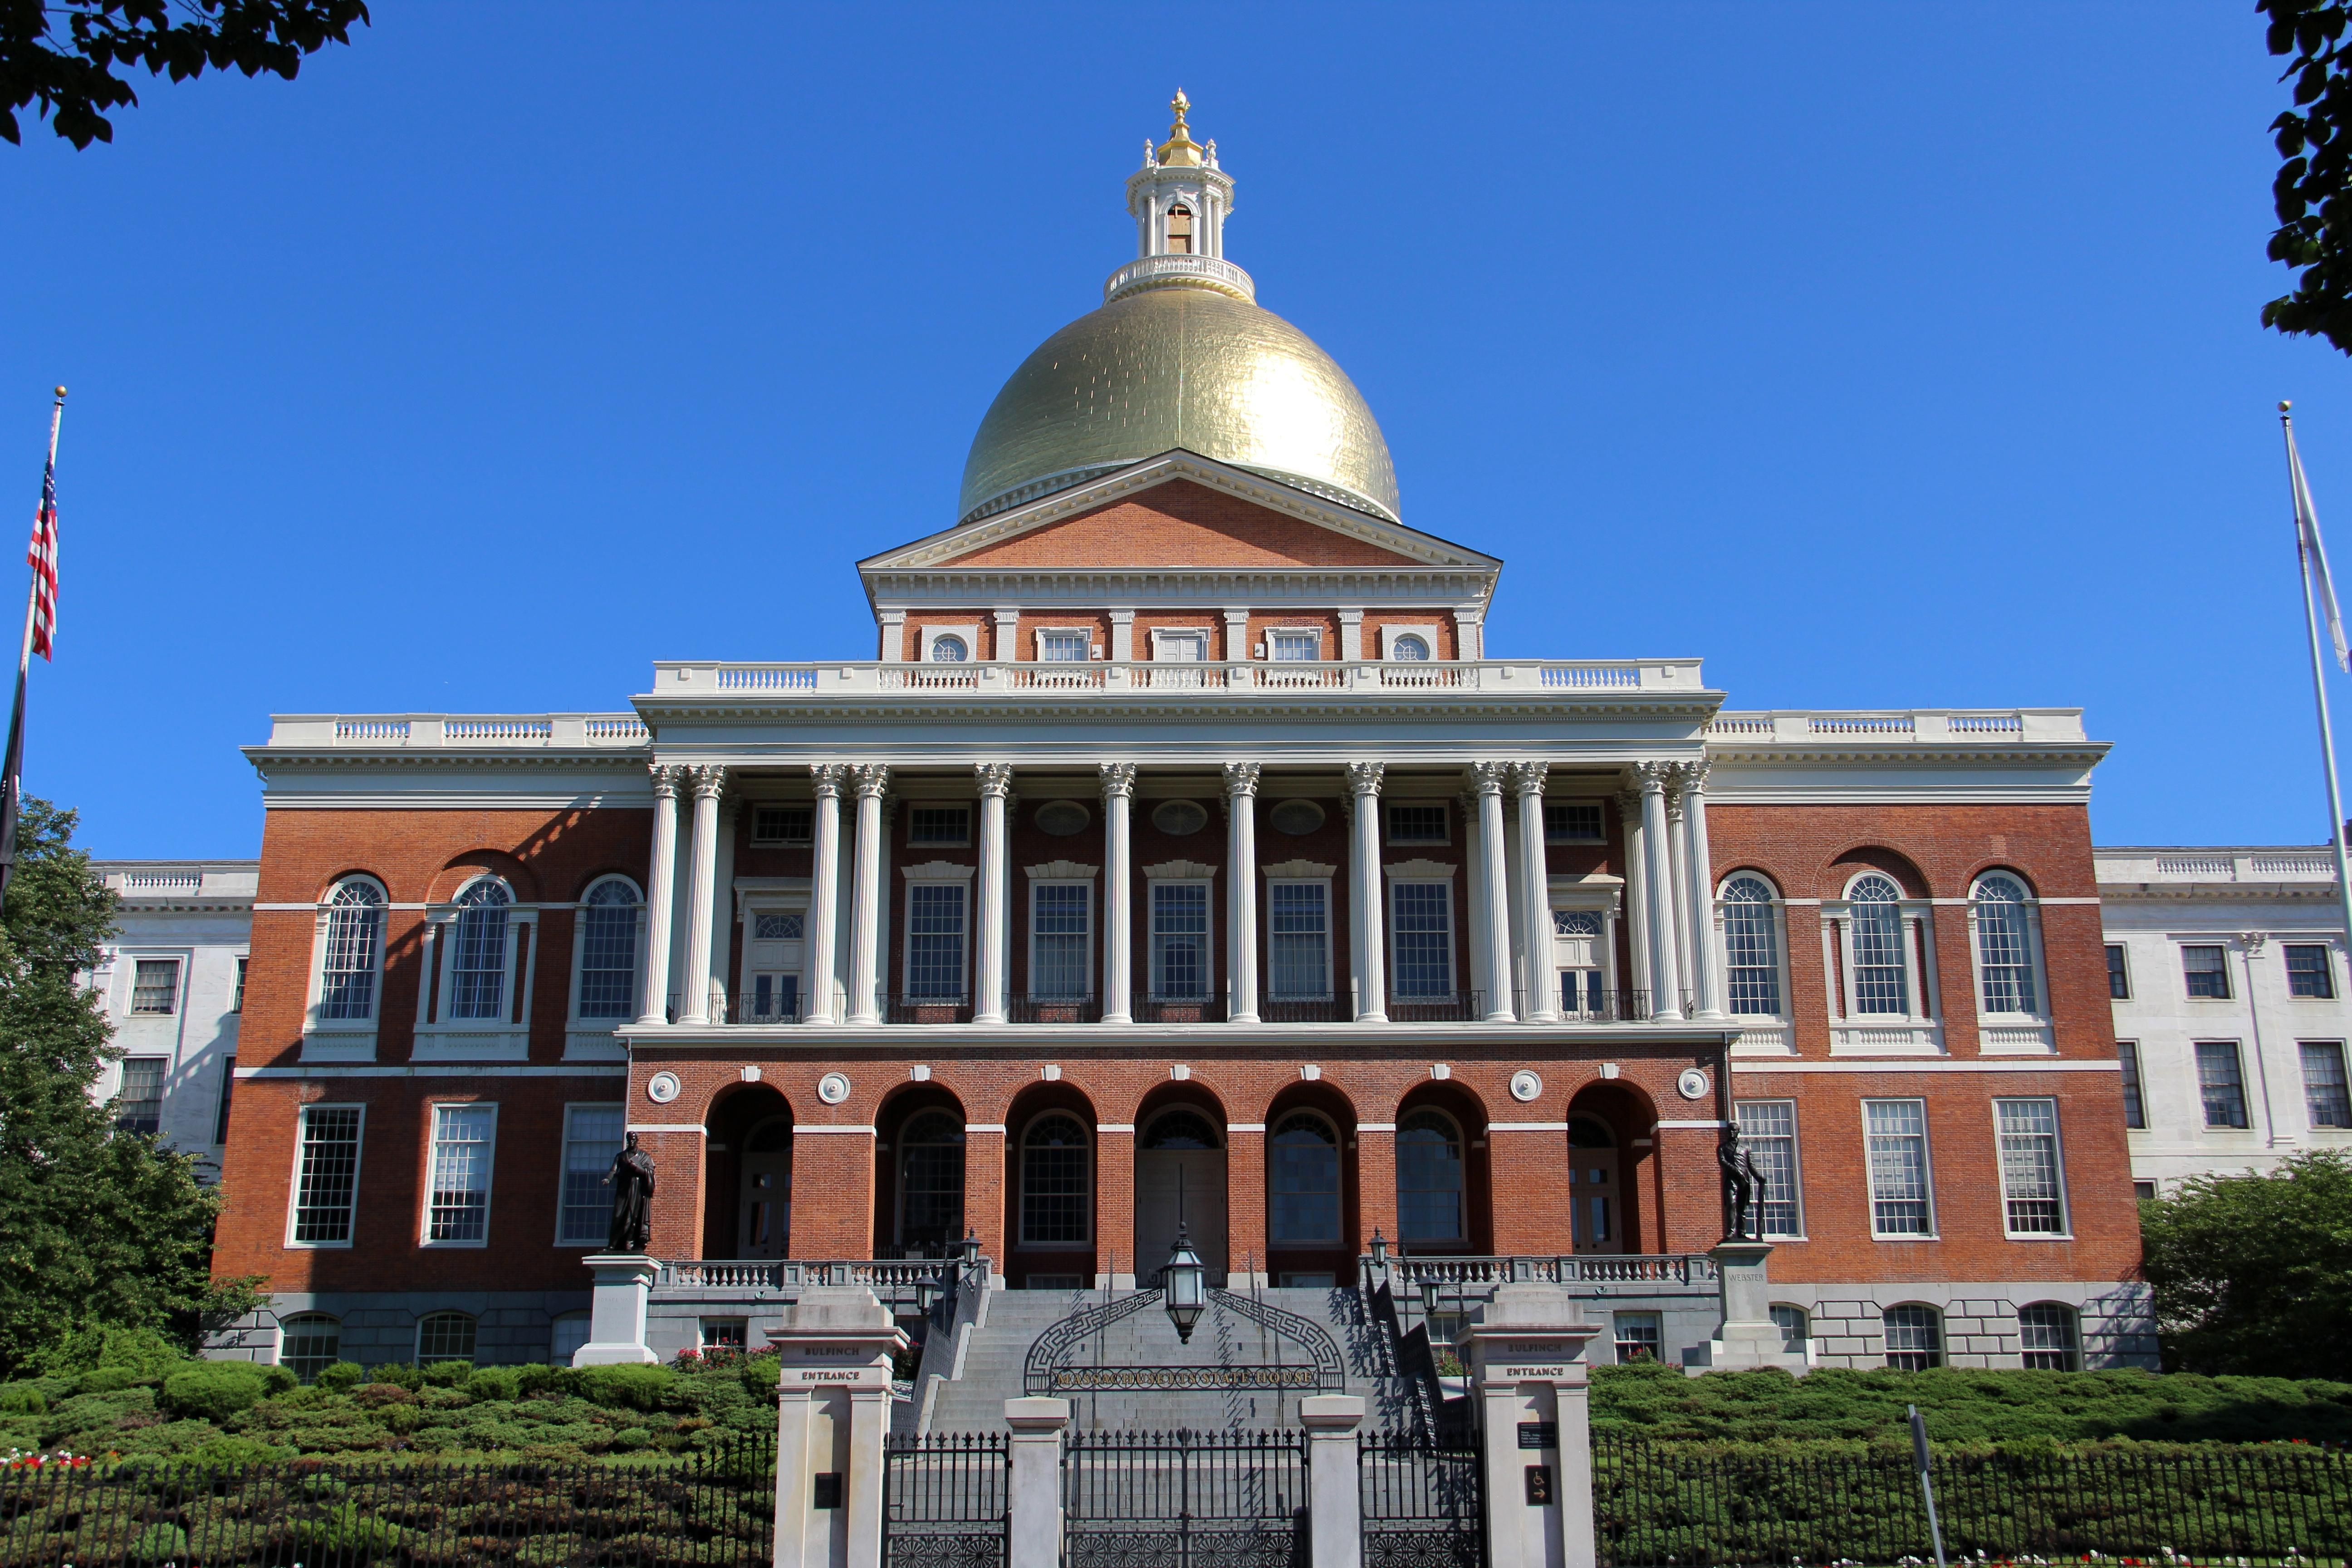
[1106,91,1254,305]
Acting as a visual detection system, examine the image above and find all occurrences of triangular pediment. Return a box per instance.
[859,452,1498,578]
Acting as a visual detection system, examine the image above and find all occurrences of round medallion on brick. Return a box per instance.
[1509,1069,1543,1103]
[1676,1067,1710,1101]
[817,1072,852,1105]
[646,1071,681,1104]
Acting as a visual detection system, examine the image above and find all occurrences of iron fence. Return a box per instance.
[1061,1429,1307,1568]
[882,1433,1008,1568]
[1358,1431,1483,1568]
[1595,1438,2352,1567]
[0,1439,776,1567]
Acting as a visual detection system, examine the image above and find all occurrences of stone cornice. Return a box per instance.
[1705,743,2111,769]
[629,696,1724,727]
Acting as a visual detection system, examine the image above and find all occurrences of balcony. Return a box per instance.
[1259,996,1348,1023]
[1008,995,1102,1024]
[1135,995,1227,1024]
[1102,253,1256,304]
[642,657,1707,703]
[1384,991,1486,1024]
[887,993,975,1025]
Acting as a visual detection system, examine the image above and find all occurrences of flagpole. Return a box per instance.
[0,387,64,903]
[2280,402,2352,950]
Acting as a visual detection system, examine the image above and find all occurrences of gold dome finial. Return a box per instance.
[1156,87,1204,167]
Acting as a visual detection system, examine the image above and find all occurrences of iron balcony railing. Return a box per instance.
[886,992,975,1024]
[1385,990,1486,1023]
[1259,995,1349,1022]
[1135,994,1227,1023]
[727,992,808,1024]
[1008,994,1102,1023]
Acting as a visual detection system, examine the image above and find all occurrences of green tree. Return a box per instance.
[2137,1149,2352,1377]
[0,796,257,1379]
[2260,0,2352,350]
[2,0,368,148]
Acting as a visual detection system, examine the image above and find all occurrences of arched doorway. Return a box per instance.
[1566,1082,1656,1253]
[1393,1083,1491,1256]
[703,1082,793,1260]
[895,1110,966,1256]
[1134,1105,1226,1286]
[739,1116,794,1258]
[1005,1091,1097,1289]
[1568,1116,1621,1254]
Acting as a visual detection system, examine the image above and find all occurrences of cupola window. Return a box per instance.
[1166,204,1194,254]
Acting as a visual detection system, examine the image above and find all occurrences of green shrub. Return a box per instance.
[466,1365,522,1402]
[575,1362,674,1412]
[73,1366,150,1395]
[294,1507,409,1559]
[350,1382,417,1409]
[513,1362,565,1395]
[128,1522,190,1563]
[739,1352,780,1398]
[188,1433,297,1466]
[315,1361,366,1392]
[0,1381,46,1414]
[608,1425,652,1450]
[369,1362,426,1390]
[160,1361,271,1423]
[420,1358,472,1388]
[260,1364,298,1396]
[40,1325,187,1380]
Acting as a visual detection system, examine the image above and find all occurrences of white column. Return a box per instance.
[679,764,726,1024]
[847,763,890,1025]
[1302,1395,1367,1568]
[1004,1398,1071,1568]
[1221,606,1252,664]
[1678,761,1727,1020]
[975,764,1013,1023]
[1513,762,1557,1023]
[637,764,682,1024]
[1225,762,1261,1023]
[992,606,1021,663]
[1666,786,1695,1015]
[804,765,845,1023]
[877,609,906,662]
[1107,608,1136,663]
[1348,762,1387,1022]
[1472,764,1514,1020]
[1337,607,1365,663]
[1460,789,1492,1019]
[1100,763,1136,1022]
[1456,606,1486,661]
[1616,788,1649,1020]
[1636,762,1684,1020]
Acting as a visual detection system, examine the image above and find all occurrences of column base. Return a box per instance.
[1701,1239,1809,1374]
[573,1254,661,1367]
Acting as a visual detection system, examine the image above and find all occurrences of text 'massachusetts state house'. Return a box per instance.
[212,95,2152,1388]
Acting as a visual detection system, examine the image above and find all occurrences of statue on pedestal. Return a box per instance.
[1717,1127,1766,1241]
[604,1132,657,1253]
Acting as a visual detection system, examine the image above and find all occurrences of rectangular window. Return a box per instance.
[2133,1179,2157,1201]
[1734,1100,1802,1237]
[2181,944,2231,999]
[2288,944,2337,999]
[905,883,968,1000]
[115,1056,166,1136]
[1150,882,1211,999]
[1863,1099,1934,1237]
[1256,881,1328,1000]
[131,958,180,1015]
[1037,630,1089,662]
[2303,1040,2352,1129]
[1552,909,1607,1015]
[701,1318,748,1353]
[1386,804,1449,845]
[2106,944,2130,1000]
[425,1103,497,1244]
[2195,1041,2250,1129]
[558,1104,626,1244]
[213,1057,235,1145]
[2117,1042,2146,1129]
[1390,882,1455,999]
[291,1105,363,1245]
[907,806,971,846]
[1612,1312,1661,1364]
[232,956,249,1014]
[752,805,813,846]
[1995,1098,2067,1235]
[1544,802,1605,843]
[1030,883,1092,999]
[1268,629,1319,661]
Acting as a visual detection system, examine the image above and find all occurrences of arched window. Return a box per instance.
[416,1310,478,1367]
[1390,633,1431,661]
[317,877,386,1022]
[450,879,513,1020]
[1719,873,1783,1016]
[279,1311,341,1382]
[1396,1108,1465,1245]
[2018,1302,2079,1371]
[1847,874,1910,1015]
[1971,873,2040,1015]
[1142,1109,1220,1149]
[930,634,968,663]
[576,876,642,1021]
[1021,1113,1090,1245]
[898,1111,966,1253]
[1881,1303,1941,1371]
[1166,204,1194,253]
[1269,1112,1340,1245]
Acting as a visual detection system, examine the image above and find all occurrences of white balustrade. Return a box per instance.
[650,658,1708,700]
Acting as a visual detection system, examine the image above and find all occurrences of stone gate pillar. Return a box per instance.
[1301,1394,1366,1568]
[1004,1396,1071,1568]
[1458,1284,1604,1568]
[768,1287,907,1568]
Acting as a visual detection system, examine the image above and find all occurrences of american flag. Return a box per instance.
[27,456,56,661]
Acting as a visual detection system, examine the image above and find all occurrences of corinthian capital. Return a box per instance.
[1222,761,1262,799]
[1469,761,1509,797]
[1509,760,1549,799]
[975,762,1015,798]
[1673,759,1710,795]
[852,763,891,799]
[1344,761,1386,798]
[689,764,729,801]
[809,762,848,799]
[1099,761,1137,800]
[1632,760,1676,794]
[648,762,685,799]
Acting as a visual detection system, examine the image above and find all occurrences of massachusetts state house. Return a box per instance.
[213,96,2148,1382]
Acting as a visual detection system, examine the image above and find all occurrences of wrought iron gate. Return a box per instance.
[1360,1429,1485,1568]
[1062,1429,1308,1568]
[882,1432,1009,1568]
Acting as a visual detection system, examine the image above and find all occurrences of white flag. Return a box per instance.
[2287,416,2352,675]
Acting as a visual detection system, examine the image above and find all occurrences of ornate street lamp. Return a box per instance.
[1161,1221,1207,1343]
[1368,1228,1389,1266]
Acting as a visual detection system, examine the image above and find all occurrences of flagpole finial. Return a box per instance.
[51,387,64,401]
[2283,400,2294,414]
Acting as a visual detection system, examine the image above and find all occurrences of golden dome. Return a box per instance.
[957,286,1402,525]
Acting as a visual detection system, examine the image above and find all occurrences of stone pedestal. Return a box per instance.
[1459,1284,1604,1568]
[768,1287,907,1568]
[1301,1395,1365,1568]
[573,1254,660,1366]
[1004,1397,1071,1568]
[1705,1240,1808,1373]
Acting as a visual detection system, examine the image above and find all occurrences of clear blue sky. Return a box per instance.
[0,3,2342,858]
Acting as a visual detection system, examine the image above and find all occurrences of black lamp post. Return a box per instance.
[1162,1221,1207,1343]
[1369,1228,1389,1266]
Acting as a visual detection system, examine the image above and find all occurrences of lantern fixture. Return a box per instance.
[1161,1221,1208,1343]
[1368,1228,1389,1266]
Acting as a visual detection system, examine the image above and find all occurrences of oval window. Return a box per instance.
[930,635,968,663]
[1035,800,1092,837]
[1152,800,1209,837]
[1390,634,1431,661]
[1268,799,1325,836]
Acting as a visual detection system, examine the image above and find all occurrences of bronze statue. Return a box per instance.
[1718,1127,1767,1241]
[603,1132,657,1253]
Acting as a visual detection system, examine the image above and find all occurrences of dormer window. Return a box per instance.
[930,634,968,663]
[1166,205,1194,254]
